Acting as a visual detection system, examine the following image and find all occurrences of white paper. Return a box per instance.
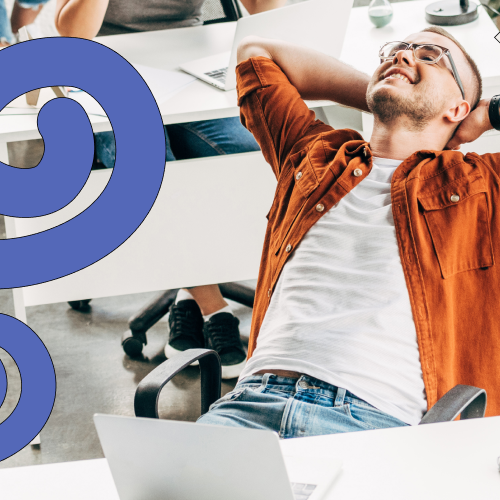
[130,64,196,104]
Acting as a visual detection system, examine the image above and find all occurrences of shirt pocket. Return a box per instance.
[269,150,319,255]
[418,174,494,279]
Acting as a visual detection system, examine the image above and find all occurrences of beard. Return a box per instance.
[366,77,448,132]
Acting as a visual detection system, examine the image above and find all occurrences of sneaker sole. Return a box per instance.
[221,358,247,380]
[164,343,199,366]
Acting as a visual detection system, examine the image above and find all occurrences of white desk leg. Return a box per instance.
[2,216,28,324]
[29,434,41,445]
[0,141,40,447]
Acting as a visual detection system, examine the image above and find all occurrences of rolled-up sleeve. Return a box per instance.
[236,57,331,179]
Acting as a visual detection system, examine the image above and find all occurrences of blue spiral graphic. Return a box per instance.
[0,315,56,461]
[0,37,166,287]
[0,37,166,460]
[0,353,6,409]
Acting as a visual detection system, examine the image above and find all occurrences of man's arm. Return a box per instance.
[237,36,371,112]
[237,37,496,152]
[445,98,495,150]
[235,37,368,178]
[55,0,109,39]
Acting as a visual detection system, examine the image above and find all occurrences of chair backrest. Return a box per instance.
[201,0,242,24]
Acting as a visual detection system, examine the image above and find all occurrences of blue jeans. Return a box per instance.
[0,0,50,44]
[94,117,260,168]
[197,373,409,438]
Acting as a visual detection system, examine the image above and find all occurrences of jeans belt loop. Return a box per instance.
[295,375,307,393]
[334,387,347,407]
[261,373,271,387]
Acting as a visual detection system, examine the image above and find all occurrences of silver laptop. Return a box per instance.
[94,414,343,500]
[180,0,353,91]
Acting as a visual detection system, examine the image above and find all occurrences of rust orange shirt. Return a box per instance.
[236,56,500,417]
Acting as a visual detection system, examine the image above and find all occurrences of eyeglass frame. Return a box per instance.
[378,41,466,101]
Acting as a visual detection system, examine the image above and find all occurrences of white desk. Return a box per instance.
[2,0,500,447]
[2,417,500,499]
[3,0,500,324]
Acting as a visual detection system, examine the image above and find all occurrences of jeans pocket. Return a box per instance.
[343,403,379,430]
[208,387,247,412]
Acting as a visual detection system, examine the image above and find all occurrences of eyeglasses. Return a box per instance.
[378,41,465,101]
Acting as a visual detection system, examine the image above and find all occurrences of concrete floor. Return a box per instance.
[0,0,438,470]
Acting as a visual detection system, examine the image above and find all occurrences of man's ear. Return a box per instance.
[443,99,470,125]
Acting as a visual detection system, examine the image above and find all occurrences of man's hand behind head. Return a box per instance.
[445,98,493,150]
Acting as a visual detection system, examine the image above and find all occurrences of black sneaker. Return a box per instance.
[203,312,247,379]
[164,300,204,365]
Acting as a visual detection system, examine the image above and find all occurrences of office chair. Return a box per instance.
[134,348,488,424]
[67,0,253,356]
[201,0,242,23]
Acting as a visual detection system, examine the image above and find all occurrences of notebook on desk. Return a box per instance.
[179,0,353,91]
[94,414,342,500]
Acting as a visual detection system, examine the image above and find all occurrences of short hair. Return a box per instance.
[420,26,482,110]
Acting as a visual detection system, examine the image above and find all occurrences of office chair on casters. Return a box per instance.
[134,348,488,424]
[68,0,250,353]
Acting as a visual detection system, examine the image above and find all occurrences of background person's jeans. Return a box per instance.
[197,373,409,438]
[94,116,260,168]
[0,0,13,43]
[0,0,50,44]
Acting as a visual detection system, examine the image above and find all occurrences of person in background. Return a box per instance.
[54,0,287,380]
[0,0,50,46]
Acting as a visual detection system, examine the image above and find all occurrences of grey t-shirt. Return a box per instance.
[98,0,206,36]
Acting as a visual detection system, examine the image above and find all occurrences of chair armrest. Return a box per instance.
[419,384,486,424]
[134,349,221,419]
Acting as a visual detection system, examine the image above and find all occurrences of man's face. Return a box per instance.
[366,32,468,131]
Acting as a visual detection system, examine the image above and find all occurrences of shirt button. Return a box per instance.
[296,171,303,180]
[450,194,460,202]
[268,288,271,297]
[353,168,363,177]
[285,244,292,253]
[316,203,325,212]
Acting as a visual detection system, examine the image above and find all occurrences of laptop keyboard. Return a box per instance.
[291,482,317,500]
[204,67,228,84]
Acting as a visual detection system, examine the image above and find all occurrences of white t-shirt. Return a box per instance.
[239,157,427,425]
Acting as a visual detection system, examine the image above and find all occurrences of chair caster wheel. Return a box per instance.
[68,299,92,311]
[122,330,145,357]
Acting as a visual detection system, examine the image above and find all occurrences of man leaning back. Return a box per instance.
[197,26,500,437]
